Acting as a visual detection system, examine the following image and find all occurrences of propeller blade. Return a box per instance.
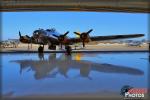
[87,29,93,34]
[74,32,80,36]
[64,31,69,36]
[25,35,30,38]
[19,31,21,37]
[52,34,59,38]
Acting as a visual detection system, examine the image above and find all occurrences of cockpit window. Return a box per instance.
[33,30,39,35]
[46,28,60,36]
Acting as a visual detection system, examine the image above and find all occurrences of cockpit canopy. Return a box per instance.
[33,28,60,38]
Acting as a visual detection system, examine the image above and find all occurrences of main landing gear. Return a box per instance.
[38,44,72,55]
[38,45,44,53]
[48,45,56,50]
[65,45,72,55]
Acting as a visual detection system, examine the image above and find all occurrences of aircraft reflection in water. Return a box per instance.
[11,53,144,80]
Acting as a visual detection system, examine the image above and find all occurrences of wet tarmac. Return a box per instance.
[1,52,149,99]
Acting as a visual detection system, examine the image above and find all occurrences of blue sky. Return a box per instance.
[1,12,148,40]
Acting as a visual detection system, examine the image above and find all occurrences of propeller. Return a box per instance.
[74,29,93,47]
[19,31,32,43]
[19,31,35,49]
[19,31,25,41]
[53,31,69,49]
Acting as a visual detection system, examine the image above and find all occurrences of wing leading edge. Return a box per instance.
[90,34,144,41]
[68,34,144,44]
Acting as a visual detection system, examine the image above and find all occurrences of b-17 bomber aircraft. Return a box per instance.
[18,28,144,53]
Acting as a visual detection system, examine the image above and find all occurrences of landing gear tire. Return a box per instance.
[65,45,72,55]
[48,45,56,50]
[38,45,44,53]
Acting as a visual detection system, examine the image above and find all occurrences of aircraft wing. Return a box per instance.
[68,34,144,44]
[90,34,144,41]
